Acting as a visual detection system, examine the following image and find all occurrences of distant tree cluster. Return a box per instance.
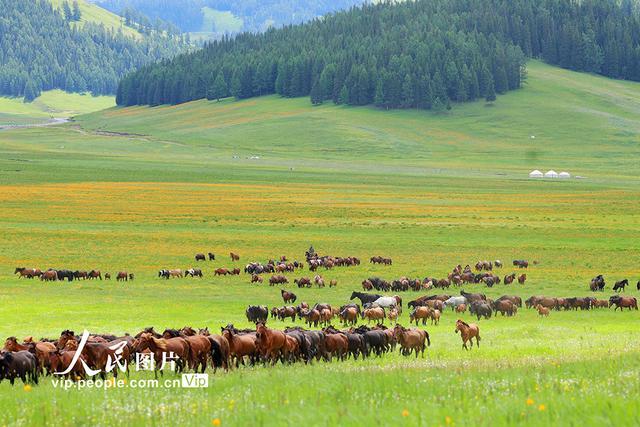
[117,0,526,108]
[96,0,206,32]
[0,0,188,101]
[117,0,640,110]
[95,0,367,34]
[62,1,82,22]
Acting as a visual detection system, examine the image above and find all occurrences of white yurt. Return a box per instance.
[558,171,571,179]
[544,170,558,178]
[529,170,543,178]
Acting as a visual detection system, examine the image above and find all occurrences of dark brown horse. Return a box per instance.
[281,289,297,304]
[135,333,190,375]
[221,327,257,367]
[230,252,240,262]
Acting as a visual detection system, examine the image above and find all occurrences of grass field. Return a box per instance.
[0,90,114,126]
[0,61,639,426]
[49,0,140,39]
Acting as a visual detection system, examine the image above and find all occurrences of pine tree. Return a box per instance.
[338,84,349,105]
[374,78,385,109]
[401,74,414,108]
[72,1,81,21]
[23,79,40,103]
[485,75,496,103]
[62,1,73,21]
[310,81,323,105]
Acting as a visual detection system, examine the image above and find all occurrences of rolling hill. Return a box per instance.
[49,0,140,38]
[79,61,640,184]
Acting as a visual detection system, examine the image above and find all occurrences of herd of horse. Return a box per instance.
[1,317,473,385]
[14,268,132,282]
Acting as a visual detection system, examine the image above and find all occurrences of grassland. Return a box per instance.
[0,61,639,426]
[48,0,140,38]
[0,90,114,126]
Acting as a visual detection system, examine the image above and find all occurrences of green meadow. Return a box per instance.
[0,61,639,426]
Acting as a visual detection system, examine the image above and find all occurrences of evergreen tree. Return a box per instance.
[338,85,349,105]
[485,75,496,102]
[62,1,73,21]
[23,79,40,103]
[72,1,81,21]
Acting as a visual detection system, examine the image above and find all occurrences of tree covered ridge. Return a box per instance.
[0,0,187,101]
[116,0,640,110]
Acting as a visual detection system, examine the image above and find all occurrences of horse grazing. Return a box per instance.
[393,325,430,357]
[613,279,629,293]
[116,271,128,282]
[251,274,263,284]
[195,253,206,261]
[517,274,527,284]
[281,289,297,304]
[214,268,229,276]
[208,252,216,261]
[230,252,240,262]
[455,319,480,350]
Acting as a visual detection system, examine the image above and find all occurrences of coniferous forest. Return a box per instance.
[0,0,186,101]
[117,0,640,111]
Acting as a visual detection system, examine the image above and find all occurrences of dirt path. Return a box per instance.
[0,117,70,130]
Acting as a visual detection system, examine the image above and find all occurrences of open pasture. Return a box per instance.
[0,61,639,425]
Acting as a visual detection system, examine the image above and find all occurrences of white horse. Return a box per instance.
[444,296,467,310]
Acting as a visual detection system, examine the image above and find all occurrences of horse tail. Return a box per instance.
[209,338,223,369]
[425,331,431,347]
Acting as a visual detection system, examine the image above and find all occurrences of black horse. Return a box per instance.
[245,305,268,323]
[56,269,74,282]
[613,279,629,292]
[350,291,382,306]
[590,275,605,291]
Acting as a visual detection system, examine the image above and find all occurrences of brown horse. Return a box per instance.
[195,253,206,261]
[455,304,466,313]
[609,296,638,311]
[409,306,430,326]
[41,270,57,281]
[135,333,189,375]
[215,268,230,276]
[104,273,111,280]
[536,304,550,316]
[221,327,257,367]
[88,270,102,280]
[15,268,42,279]
[455,319,480,350]
[230,252,240,262]
[81,340,132,379]
[48,350,86,380]
[362,307,385,324]
[339,306,359,326]
[255,323,286,364]
[393,325,430,357]
[322,329,349,361]
[281,289,297,304]
[116,271,128,282]
[251,274,263,284]
[518,274,527,284]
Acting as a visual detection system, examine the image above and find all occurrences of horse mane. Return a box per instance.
[457,319,470,327]
[150,336,167,351]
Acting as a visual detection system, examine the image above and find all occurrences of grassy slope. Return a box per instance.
[190,7,243,42]
[49,0,140,38]
[0,91,114,125]
[0,62,639,425]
